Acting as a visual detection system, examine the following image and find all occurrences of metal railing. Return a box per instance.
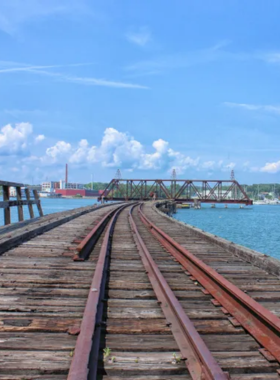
[0,180,43,225]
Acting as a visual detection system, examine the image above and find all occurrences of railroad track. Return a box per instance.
[0,202,122,256]
[67,203,280,380]
[0,203,123,380]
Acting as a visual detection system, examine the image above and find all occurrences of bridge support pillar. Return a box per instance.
[158,201,176,216]
[194,199,201,209]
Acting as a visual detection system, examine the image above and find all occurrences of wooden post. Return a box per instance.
[3,185,11,225]
[24,188,34,219]
[16,186,24,222]
[33,190,43,217]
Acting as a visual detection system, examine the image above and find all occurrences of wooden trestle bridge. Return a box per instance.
[99,179,253,205]
[2,180,280,379]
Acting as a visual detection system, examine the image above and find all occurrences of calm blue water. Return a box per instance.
[41,198,98,215]
[174,204,280,259]
[0,198,98,226]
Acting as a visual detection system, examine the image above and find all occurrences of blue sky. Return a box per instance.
[0,0,280,184]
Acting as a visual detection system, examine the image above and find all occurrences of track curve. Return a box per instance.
[68,202,280,380]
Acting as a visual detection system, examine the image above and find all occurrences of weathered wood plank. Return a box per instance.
[0,350,71,372]
[105,334,259,352]
[0,317,80,332]
[0,332,76,350]
[0,199,39,209]
[0,376,67,380]
[106,319,244,334]
[24,188,35,219]
[0,181,24,187]
[15,187,23,222]
[3,186,10,225]
[34,189,43,217]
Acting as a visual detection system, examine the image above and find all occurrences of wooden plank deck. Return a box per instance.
[145,203,280,315]
[0,201,280,379]
[0,203,120,379]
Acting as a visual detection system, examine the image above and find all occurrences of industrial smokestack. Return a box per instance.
[65,163,68,184]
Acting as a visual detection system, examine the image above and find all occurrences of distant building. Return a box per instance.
[55,189,103,197]
[9,186,40,197]
[40,178,105,198]
[59,180,84,190]
[41,180,85,192]
[27,185,41,192]
[9,187,20,197]
[41,181,60,192]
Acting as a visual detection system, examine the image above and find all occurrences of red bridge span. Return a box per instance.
[100,179,253,205]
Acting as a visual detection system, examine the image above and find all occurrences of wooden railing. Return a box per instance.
[0,180,43,225]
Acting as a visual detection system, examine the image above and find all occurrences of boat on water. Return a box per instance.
[38,191,62,198]
[181,204,191,209]
[254,199,280,205]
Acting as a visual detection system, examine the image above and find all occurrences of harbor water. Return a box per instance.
[174,204,280,260]
[0,198,98,226]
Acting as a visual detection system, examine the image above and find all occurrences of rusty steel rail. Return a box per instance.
[67,204,129,380]
[138,203,280,363]
[129,205,227,380]
[73,206,123,261]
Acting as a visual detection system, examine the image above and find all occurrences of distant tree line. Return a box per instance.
[242,183,280,200]
[84,182,109,191]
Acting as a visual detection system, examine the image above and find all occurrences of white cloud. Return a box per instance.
[69,139,89,164]
[224,102,280,115]
[0,0,89,35]
[0,123,253,178]
[163,149,200,174]
[38,128,200,173]
[46,141,72,159]
[125,41,231,76]
[94,128,144,167]
[126,27,151,47]
[35,134,45,143]
[222,162,236,171]
[62,73,148,89]
[0,122,33,155]
[3,109,46,119]
[259,52,280,64]
[0,63,69,74]
[140,139,169,170]
[32,128,244,176]
[11,167,20,172]
[125,42,280,77]
[201,161,215,170]
[261,161,280,173]
[0,60,148,90]
[152,139,169,154]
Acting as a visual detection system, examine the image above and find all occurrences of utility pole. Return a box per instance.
[171,169,177,198]
[115,169,122,180]
[230,170,237,200]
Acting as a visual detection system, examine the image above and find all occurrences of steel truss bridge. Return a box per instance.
[100,179,253,205]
